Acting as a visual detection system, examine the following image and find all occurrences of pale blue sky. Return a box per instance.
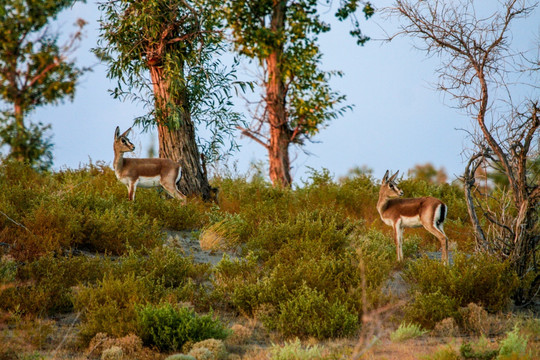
[26,1,540,183]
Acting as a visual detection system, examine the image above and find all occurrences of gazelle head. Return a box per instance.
[381,170,404,198]
[114,126,135,154]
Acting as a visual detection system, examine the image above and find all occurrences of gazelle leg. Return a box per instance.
[161,180,186,203]
[424,223,449,264]
[394,221,404,262]
[127,183,136,201]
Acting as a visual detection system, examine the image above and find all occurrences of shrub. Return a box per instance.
[403,253,519,328]
[188,339,228,360]
[136,303,230,352]
[74,273,147,344]
[405,290,461,329]
[0,255,17,283]
[270,338,323,360]
[498,326,529,359]
[390,323,428,342]
[460,336,499,360]
[262,284,359,339]
[421,345,460,360]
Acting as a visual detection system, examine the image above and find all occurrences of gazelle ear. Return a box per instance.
[121,127,132,137]
[115,126,120,139]
[389,170,399,182]
[383,170,389,183]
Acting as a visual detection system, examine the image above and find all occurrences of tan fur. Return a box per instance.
[113,126,186,202]
[377,170,449,264]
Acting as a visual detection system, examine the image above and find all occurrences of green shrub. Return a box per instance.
[136,303,230,351]
[390,323,428,342]
[498,326,529,359]
[262,284,359,339]
[74,273,146,343]
[0,256,17,283]
[460,336,499,360]
[421,345,460,360]
[403,253,518,328]
[270,338,323,360]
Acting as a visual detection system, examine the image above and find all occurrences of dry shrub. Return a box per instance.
[87,333,144,358]
[188,339,228,360]
[226,324,252,346]
[432,318,460,338]
[459,303,510,336]
[199,227,227,252]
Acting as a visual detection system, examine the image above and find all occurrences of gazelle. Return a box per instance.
[113,126,185,202]
[377,170,449,264]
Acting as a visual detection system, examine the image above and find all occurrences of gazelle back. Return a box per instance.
[377,170,449,264]
[113,126,185,202]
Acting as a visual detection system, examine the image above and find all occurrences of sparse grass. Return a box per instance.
[270,338,323,360]
[390,322,428,342]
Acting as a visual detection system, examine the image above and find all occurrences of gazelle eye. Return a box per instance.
[389,184,394,189]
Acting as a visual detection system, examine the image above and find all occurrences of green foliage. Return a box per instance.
[270,338,323,360]
[403,253,519,328]
[498,326,529,360]
[0,0,88,167]
[421,345,460,360]
[390,322,428,342]
[0,256,17,284]
[95,0,246,161]
[460,336,499,360]
[263,283,359,339]
[136,303,229,352]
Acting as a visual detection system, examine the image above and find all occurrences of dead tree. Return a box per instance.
[390,0,540,304]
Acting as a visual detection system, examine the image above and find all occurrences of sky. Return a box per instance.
[16,1,540,184]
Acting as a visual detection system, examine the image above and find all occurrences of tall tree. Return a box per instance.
[96,0,245,200]
[222,0,374,187]
[0,0,87,170]
[391,0,539,304]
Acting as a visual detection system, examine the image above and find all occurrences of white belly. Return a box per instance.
[400,215,422,228]
[137,175,161,188]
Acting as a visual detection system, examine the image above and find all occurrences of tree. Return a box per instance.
[408,163,447,184]
[391,0,539,304]
[96,0,245,200]
[0,0,88,170]
[222,0,374,187]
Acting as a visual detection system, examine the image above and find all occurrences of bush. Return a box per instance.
[390,323,428,342]
[403,253,519,328]
[460,336,498,360]
[270,338,323,360]
[74,273,146,343]
[263,283,359,339]
[498,326,529,360]
[136,303,230,351]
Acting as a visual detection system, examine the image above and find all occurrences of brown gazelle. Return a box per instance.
[377,170,449,264]
[113,126,185,202]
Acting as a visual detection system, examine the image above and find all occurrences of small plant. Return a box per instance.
[0,255,17,283]
[270,338,323,360]
[390,322,428,342]
[460,336,498,360]
[421,345,460,360]
[136,303,230,351]
[497,326,529,359]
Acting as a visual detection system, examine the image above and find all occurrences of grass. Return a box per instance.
[390,323,428,342]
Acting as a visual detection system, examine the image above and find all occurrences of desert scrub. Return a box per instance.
[498,326,530,359]
[403,253,519,328]
[0,254,111,315]
[390,323,428,342]
[136,303,230,351]
[263,283,359,339]
[270,338,323,360]
[460,336,498,360]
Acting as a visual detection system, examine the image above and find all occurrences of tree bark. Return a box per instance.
[265,0,292,188]
[12,101,25,162]
[149,63,214,200]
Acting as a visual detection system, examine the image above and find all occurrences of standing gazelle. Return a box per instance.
[113,126,185,202]
[377,170,449,264]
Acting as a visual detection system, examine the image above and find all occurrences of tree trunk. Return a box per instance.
[149,63,214,200]
[265,0,291,188]
[12,101,26,162]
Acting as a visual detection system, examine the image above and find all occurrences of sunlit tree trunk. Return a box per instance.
[149,63,214,200]
[265,1,292,188]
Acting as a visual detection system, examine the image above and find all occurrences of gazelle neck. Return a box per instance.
[113,149,124,172]
[377,193,390,214]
